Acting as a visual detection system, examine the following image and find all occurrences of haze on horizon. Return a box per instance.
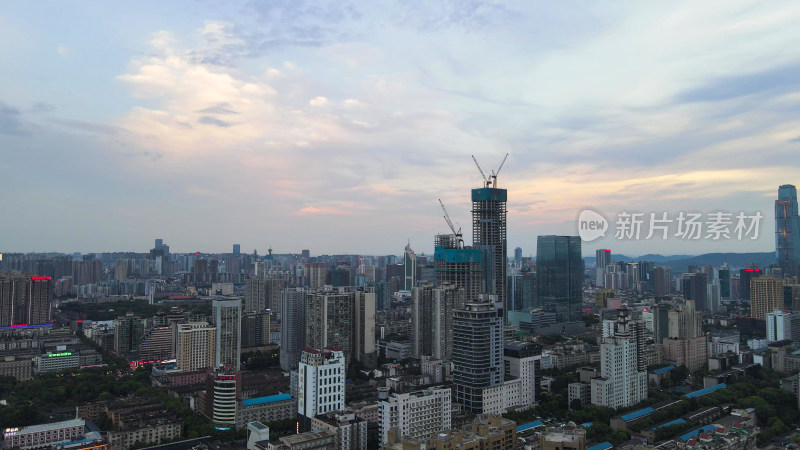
[1,1,799,257]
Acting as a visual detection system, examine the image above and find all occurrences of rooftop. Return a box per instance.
[12,418,85,435]
[653,365,676,374]
[516,420,543,433]
[621,407,654,422]
[684,383,727,398]
[241,393,292,407]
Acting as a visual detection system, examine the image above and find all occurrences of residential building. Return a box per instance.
[297,348,346,420]
[310,410,368,450]
[751,276,786,319]
[176,322,216,372]
[2,418,85,449]
[212,299,242,370]
[280,288,306,371]
[0,274,53,327]
[378,386,451,445]
[591,309,648,408]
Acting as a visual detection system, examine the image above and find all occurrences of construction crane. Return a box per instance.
[438,198,464,248]
[472,153,509,188]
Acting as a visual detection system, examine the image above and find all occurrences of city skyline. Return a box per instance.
[3,1,800,255]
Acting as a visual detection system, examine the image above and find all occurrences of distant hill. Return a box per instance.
[583,252,776,272]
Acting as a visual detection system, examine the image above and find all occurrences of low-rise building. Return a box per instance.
[0,355,32,381]
[310,410,368,450]
[540,424,586,450]
[378,386,451,445]
[237,394,296,428]
[2,418,85,449]
[568,383,591,410]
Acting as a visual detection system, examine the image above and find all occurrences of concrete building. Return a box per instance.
[242,311,271,348]
[568,383,591,410]
[540,425,586,450]
[378,386,451,445]
[310,410,368,450]
[176,322,216,372]
[212,299,242,371]
[767,309,800,343]
[433,235,482,311]
[662,300,707,372]
[297,348,346,421]
[404,242,417,291]
[280,288,306,371]
[472,175,508,321]
[0,355,32,381]
[751,276,785,319]
[114,312,144,355]
[0,274,52,327]
[596,249,611,288]
[238,394,296,427]
[305,288,375,366]
[37,350,80,373]
[453,298,504,414]
[411,283,461,360]
[591,310,648,409]
[137,325,174,361]
[2,418,85,449]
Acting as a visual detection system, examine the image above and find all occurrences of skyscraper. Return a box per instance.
[404,242,417,291]
[233,244,241,255]
[740,268,762,300]
[411,283,462,360]
[433,233,482,308]
[595,249,611,287]
[472,180,507,318]
[590,309,648,409]
[536,236,583,322]
[0,274,52,327]
[514,247,523,263]
[751,276,786,320]
[452,297,504,414]
[654,266,672,296]
[281,288,307,371]
[212,299,242,370]
[777,184,800,279]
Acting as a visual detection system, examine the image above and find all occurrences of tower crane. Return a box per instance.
[438,198,464,249]
[472,153,509,188]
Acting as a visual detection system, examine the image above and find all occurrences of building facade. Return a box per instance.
[378,386,451,445]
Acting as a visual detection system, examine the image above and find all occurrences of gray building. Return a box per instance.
[536,235,583,322]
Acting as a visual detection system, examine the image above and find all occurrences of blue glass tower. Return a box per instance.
[776,184,800,278]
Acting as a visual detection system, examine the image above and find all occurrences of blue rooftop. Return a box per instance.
[684,383,727,398]
[679,424,716,441]
[653,365,676,374]
[516,420,543,433]
[242,393,291,407]
[621,407,654,421]
[587,442,613,450]
[582,422,593,428]
[651,418,686,431]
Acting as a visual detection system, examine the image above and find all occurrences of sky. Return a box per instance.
[1,1,800,257]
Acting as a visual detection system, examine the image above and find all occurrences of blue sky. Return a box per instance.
[1,1,799,257]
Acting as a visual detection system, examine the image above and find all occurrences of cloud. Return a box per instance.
[0,102,30,136]
[198,116,232,127]
[57,44,70,58]
[673,61,800,103]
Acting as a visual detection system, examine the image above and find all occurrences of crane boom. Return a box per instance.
[438,198,463,248]
[472,155,487,182]
[494,153,509,178]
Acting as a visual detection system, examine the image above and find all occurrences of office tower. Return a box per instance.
[114,312,144,354]
[777,185,800,278]
[404,242,417,291]
[306,290,353,361]
[740,268,762,300]
[682,272,709,311]
[653,303,672,344]
[241,311,271,348]
[297,348,346,420]
[766,309,800,343]
[212,299,242,370]
[411,283,461,360]
[378,386,452,445]
[306,263,327,289]
[155,238,163,249]
[508,271,524,312]
[707,279,721,314]
[472,182,508,318]
[433,234,482,309]
[662,300,706,372]
[536,236,583,322]
[590,309,648,408]
[204,371,238,430]
[301,249,310,261]
[280,288,306,371]
[137,326,174,361]
[0,274,53,327]
[514,247,523,263]
[751,276,786,320]
[719,266,731,298]
[453,297,504,414]
[176,322,216,371]
[595,249,611,287]
[352,291,376,368]
[233,244,241,255]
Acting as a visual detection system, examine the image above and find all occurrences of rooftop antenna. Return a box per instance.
[438,199,464,248]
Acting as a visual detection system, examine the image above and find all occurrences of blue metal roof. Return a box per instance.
[653,365,676,374]
[679,424,716,441]
[241,393,292,406]
[651,418,686,431]
[587,442,613,450]
[684,383,727,398]
[516,420,544,433]
[582,422,593,428]
[621,407,654,421]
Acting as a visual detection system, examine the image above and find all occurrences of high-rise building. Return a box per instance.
[244,277,282,314]
[682,272,709,311]
[352,291,376,368]
[71,260,102,285]
[433,234,482,309]
[404,242,417,291]
[241,311,271,348]
[378,386,452,445]
[591,309,648,409]
[0,274,52,327]
[453,297,504,414]
[205,371,238,431]
[766,309,800,343]
[595,249,611,287]
[297,348,346,421]
[536,236,583,322]
[233,244,241,255]
[472,183,508,320]
[114,312,144,355]
[662,300,706,372]
[280,288,307,371]
[212,299,242,370]
[411,283,462,360]
[740,268,762,301]
[137,326,174,361]
[306,263,327,289]
[304,288,375,366]
[719,266,731,298]
[176,322,216,372]
[654,266,672,296]
[751,276,786,320]
[777,184,800,279]
[514,247,523,263]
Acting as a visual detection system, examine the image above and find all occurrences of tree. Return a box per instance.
[569,399,583,411]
